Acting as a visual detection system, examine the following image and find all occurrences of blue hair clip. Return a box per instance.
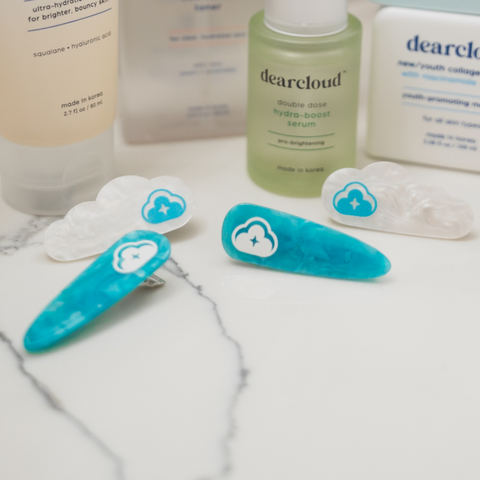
[222,204,391,280]
[24,230,170,352]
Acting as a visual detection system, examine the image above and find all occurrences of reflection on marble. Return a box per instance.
[221,274,391,306]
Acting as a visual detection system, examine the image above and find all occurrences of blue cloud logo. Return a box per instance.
[112,240,158,274]
[231,217,278,258]
[141,189,187,224]
[333,182,377,217]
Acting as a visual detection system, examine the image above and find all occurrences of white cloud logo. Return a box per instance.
[112,240,158,274]
[232,217,278,258]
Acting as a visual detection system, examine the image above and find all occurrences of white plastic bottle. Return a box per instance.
[368,7,480,172]
[0,0,119,215]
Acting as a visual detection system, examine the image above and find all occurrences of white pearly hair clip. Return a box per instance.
[322,162,474,239]
[44,176,195,260]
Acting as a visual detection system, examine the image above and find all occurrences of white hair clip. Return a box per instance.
[44,176,195,260]
[322,162,474,239]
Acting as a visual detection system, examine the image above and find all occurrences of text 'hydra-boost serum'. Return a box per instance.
[247,0,362,197]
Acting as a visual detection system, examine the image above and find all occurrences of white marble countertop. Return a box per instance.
[1,2,480,479]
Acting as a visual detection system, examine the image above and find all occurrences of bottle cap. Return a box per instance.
[264,0,348,36]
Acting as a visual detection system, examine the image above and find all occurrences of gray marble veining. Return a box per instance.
[0,252,248,480]
[0,216,60,256]
[0,330,126,480]
[164,257,249,478]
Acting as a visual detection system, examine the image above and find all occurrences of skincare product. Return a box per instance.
[120,0,263,143]
[0,0,118,215]
[367,7,480,172]
[246,0,362,197]
[368,0,480,16]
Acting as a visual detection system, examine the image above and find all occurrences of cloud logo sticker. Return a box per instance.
[333,182,377,217]
[112,240,158,274]
[142,189,187,224]
[232,217,278,258]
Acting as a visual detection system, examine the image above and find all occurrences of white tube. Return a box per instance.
[0,0,119,215]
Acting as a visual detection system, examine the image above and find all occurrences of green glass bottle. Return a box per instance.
[247,1,362,197]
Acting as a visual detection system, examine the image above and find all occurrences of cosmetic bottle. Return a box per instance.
[367,7,480,172]
[0,0,118,215]
[247,0,362,197]
[120,0,263,144]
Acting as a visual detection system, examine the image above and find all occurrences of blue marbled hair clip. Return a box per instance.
[24,230,170,352]
[222,204,391,280]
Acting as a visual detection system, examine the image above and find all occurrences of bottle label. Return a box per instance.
[0,0,118,147]
[248,58,360,188]
[121,0,262,143]
[368,9,480,171]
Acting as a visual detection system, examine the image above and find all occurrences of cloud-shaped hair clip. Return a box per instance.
[322,162,474,239]
[45,176,195,261]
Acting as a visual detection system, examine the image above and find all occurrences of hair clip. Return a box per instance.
[222,204,391,279]
[44,175,194,261]
[24,230,170,352]
[322,162,474,239]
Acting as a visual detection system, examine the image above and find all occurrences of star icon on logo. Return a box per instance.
[159,204,170,215]
[350,198,360,210]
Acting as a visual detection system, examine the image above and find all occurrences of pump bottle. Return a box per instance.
[247,0,362,197]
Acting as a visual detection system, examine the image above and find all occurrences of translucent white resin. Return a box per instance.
[322,162,474,239]
[44,176,195,260]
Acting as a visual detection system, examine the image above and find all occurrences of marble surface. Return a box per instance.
[1,2,480,479]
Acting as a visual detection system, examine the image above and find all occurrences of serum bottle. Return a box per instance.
[247,0,362,197]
